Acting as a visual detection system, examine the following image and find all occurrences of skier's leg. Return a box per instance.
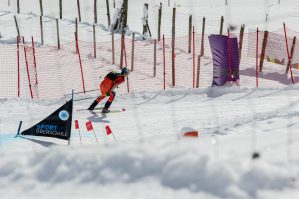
[88,95,106,110]
[103,91,116,112]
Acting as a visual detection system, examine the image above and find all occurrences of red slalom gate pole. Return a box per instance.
[75,32,86,94]
[283,23,295,84]
[163,34,166,90]
[23,36,33,99]
[17,36,20,97]
[192,26,195,88]
[256,28,259,87]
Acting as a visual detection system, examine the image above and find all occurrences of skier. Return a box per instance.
[88,67,130,113]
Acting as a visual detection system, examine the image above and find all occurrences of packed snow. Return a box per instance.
[1,0,299,199]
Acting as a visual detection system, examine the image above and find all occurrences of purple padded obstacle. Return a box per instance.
[208,35,239,86]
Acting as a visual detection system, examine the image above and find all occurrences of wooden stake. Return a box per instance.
[59,0,62,19]
[39,0,43,16]
[17,0,20,13]
[158,3,162,41]
[196,55,201,88]
[106,0,111,27]
[14,15,20,42]
[122,0,128,30]
[112,25,115,64]
[56,18,60,49]
[40,16,44,45]
[220,16,224,35]
[259,31,268,72]
[120,33,124,68]
[77,0,81,22]
[201,17,206,56]
[131,32,135,71]
[75,18,78,40]
[143,3,149,37]
[94,0,97,24]
[188,15,192,53]
[93,24,96,58]
[238,24,245,64]
[154,39,157,77]
[172,7,176,87]
[286,36,296,73]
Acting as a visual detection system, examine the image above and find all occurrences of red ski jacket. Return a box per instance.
[100,72,125,95]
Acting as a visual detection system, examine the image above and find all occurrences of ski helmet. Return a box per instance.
[121,67,130,75]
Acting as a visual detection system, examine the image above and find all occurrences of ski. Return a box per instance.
[76,107,125,113]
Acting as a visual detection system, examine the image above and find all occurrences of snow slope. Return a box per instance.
[1,86,299,199]
[1,0,299,199]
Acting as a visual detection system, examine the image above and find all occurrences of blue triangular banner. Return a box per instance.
[20,99,73,140]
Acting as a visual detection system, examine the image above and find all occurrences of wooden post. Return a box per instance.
[131,32,135,71]
[196,55,201,88]
[238,24,245,64]
[23,36,34,99]
[259,31,268,72]
[188,15,192,53]
[40,16,44,45]
[31,36,38,85]
[14,15,20,42]
[256,28,259,87]
[59,0,62,19]
[17,36,20,97]
[111,25,115,64]
[94,0,97,24]
[75,18,78,40]
[192,26,196,88]
[39,0,43,16]
[143,3,149,36]
[122,0,128,30]
[120,33,124,68]
[93,25,96,58]
[220,16,224,35]
[17,0,20,13]
[113,0,116,8]
[77,0,81,22]
[201,17,206,56]
[106,0,111,27]
[172,7,176,87]
[163,34,166,90]
[286,36,296,73]
[56,18,60,49]
[154,39,157,77]
[158,3,162,41]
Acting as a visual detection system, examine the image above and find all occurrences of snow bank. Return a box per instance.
[0,141,298,199]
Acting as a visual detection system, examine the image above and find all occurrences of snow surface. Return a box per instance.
[1,0,299,199]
